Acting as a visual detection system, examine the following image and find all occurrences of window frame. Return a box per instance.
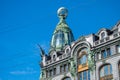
[99,64,113,80]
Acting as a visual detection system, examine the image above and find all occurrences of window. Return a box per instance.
[101,50,107,58]
[68,63,70,71]
[106,48,111,56]
[116,45,120,53]
[63,64,68,72]
[46,70,48,78]
[119,62,120,78]
[101,32,105,39]
[53,55,56,61]
[64,64,67,72]
[53,68,56,75]
[60,66,62,73]
[49,70,52,77]
[101,48,111,59]
[100,64,113,80]
[95,53,99,60]
[78,70,90,80]
[79,55,87,65]
[55,30,64,47]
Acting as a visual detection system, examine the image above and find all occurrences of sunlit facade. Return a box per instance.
[39,7,120,80]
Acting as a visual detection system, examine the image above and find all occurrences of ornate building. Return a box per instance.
[39,7,120,80]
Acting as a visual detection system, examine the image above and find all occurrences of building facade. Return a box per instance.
[39,7,120,80]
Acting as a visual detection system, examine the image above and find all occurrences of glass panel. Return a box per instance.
[80,55,87,64]
[110,65,112,74]
[83,55,87,64]
[83,71,87,80]
[55,31,64,47]
[66,64,68,72]
[101,50,107,58]
[100,67,104,77]
[79,72,82,80]
[104,66,108,75]
[101,32,105,39]
[117,45,120,53]
[88,70,90,80]
[78,70,90,80]
[107,48,111,56]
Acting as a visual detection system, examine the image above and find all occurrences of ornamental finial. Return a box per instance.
[57,7,68,19]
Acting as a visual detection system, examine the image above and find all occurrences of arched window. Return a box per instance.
[100,64,113,80]
[62,77,71,80]
[119,62,120,79]
[101,32,105,39]
[78,49,90,80]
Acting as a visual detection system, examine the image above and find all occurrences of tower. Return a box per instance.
[50,7,74,52]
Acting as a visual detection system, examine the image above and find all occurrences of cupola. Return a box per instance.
[50,7,74,52]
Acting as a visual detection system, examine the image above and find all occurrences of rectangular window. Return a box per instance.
[60,66,62,73]
[64,64,67,72]
[116,45,120,53]
[53,68,56,75]
[101,50,107,58]
[106,48,111,56]
[50,70,52,77]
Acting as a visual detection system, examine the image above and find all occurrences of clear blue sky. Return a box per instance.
[0,0,120,80]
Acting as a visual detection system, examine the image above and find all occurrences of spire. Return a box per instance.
[50,7,74,52]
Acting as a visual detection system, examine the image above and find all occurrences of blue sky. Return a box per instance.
[0,0,120,80]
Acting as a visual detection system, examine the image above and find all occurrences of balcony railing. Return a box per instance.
[46,53,70,65]
[94,32,120,46]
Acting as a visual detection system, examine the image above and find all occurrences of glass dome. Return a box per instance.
[50,7,74,51]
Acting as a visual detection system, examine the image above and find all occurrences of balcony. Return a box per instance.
[94,32,120,46]
[46,53,70,65]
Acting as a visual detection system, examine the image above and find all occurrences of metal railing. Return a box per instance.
[94,32,120,46]
[46,53,70,65]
